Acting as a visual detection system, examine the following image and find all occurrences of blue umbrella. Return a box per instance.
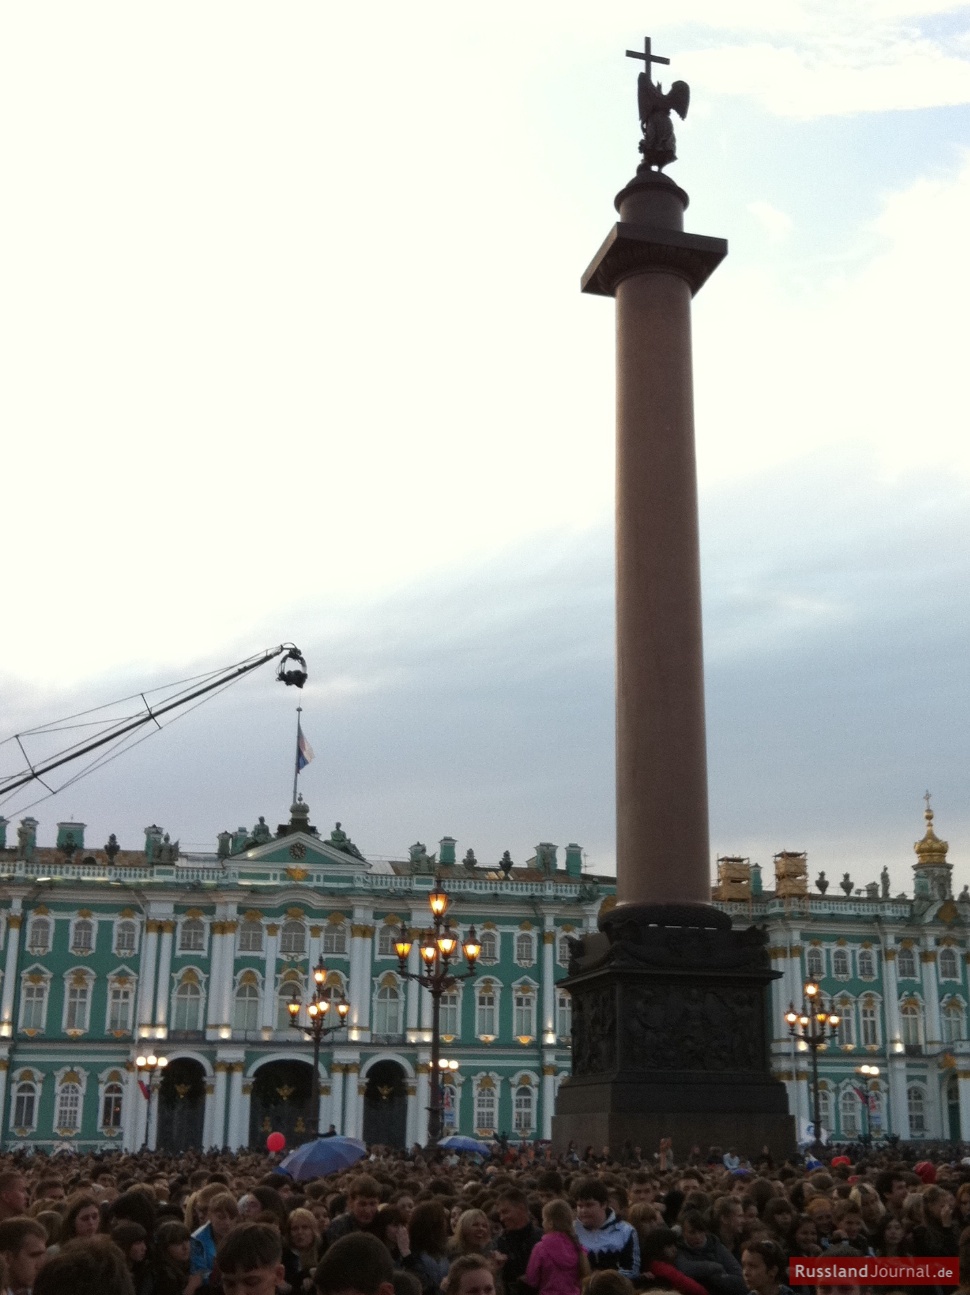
[278,1136,367,1181]
[437,1135,492,1155]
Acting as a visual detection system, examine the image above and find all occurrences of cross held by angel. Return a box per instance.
[626,37,690,170]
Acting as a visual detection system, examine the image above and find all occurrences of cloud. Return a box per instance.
[748,200,795,241]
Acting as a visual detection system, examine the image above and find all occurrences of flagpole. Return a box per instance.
[292,706,302,804]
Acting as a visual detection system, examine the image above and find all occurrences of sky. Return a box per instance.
[2,1,970,892]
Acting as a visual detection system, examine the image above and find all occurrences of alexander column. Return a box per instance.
[553,41,794,1155]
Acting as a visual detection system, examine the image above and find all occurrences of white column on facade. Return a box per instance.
[211,1063,229,1148]
[308,924,322,974]
[349,911,374,1038]
[202,1077,216,1147]
[343,1060,361,1137]
[416,1056,431,1146]
[261,925,280,1032]
[541,1059,555,1140]
[957,1069,970,1143]
[541,923,556,1042]
[330,1064,345,1135]
[137,922,160,1036]
[406,942,420,1037]
[220,920,238,1026]
[405,1079,419,1147]
[922,950,942,1047]
[226,1063,244,1149]
[317,1073,330,1136]
[887,1055,910,1139]
[153,922,174,1030]
[207,925,227,1029]
[0,908,22,1032]
[122,1064,140,1151]
[883,949,902,1047]
[147,1080,161,1150]
[0,1062,8,1140]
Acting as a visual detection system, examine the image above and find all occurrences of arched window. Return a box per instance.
[71,919,94,954]
[27,917,51,955]
[860,999,879,1046]
[373,984,402,1035]
[475,1083,497,1133]
[114,920,137,956]
[901,1001,923,1047]
[514,989,536,1040]
[277,980,303,1030]
[557,934,571,967]
[806,947,824,979]
[279,920,306,956]
[478,931,498,965]
[239,920,263,953]
[13,1080,37,1129]
[515,932,535,965]
[476,984,497,1038]
[840,1088,860,1137]
[323,923,347,956]
[377,926,398,957]
[179,918,205,952]
[56,1082,82,1132]
[557,990,572,1039]
[101,1082,123,1129]
[943,1000,964,1044]
[440,991,459,1037]
[940,948,959,980]
[513,1084,534,1133]
[908,1085,926,1136]
[233,983,260,1032]
[816,1086,832,1137]
[832,948,850,979]
[898,947,917,979]
[836,999,854,1046]
[173,980,202,1031]
[858,949,875,980]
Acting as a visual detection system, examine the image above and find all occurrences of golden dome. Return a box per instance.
[914,794,949,865]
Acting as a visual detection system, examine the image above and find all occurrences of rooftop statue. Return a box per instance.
[626,37,689,171]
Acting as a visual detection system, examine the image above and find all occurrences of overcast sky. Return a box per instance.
[2,1,970,893]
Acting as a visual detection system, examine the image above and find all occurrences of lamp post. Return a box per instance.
[288,955,350,1136]
[135,1053,168,1150]
[785,980,841,1156]
[856,1064,880,1146]
[396,880,480,1146]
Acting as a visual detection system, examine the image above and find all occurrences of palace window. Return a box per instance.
[817,1086,831,1135]
[908,1085,927,1136]
[836,999,854,1046]
[234,983,260,1032]
[323,924,347,956]
[443,1083,458,1133]
[101,1082,123,1129]
[474,1083,496,1132]
[900,1002,923,1047]
[373,984,402,1036]
[13,1080,37,1129]
[557,990,572,1039]
[280,920,306,956]
[478,931,498,965]
[56,1082,82,1133]
[440,991,459,1037]
[943,1000,965,1044]
[65,981,91,1032]
[840,1089,860,1137]
[513,990,536,1040]
[557,934,571,967]
[860,1000,879,1046]
[239,920,263,953]
[377,926,398,957]
[476,985,497,1038]
[515,932,535,965]
[107,984,133,1033]
[172,981,203,1031]
[179,918,205,953]
[858,949,875,980]
[513,1084,534,1133]
[114,920,137,956]
[806,947,824,979]
[20,982,48,1032]
[71,918,94,954]
[940,948,959,980]
[26,917,51,955]
[832,948,850,980]
[898,947,917,979]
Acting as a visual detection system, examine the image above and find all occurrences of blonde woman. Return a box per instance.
[450,1211,496,1261]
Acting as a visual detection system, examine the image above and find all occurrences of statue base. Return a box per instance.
[551,902,796,1160]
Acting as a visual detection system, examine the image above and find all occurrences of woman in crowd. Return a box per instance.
[283,1206,322,1292]
[872,1213,911,1258]
[152,1220,195,1295]
[399,1200,451,1295]
[911,1185,960,1257]
[639,1226,707,1295]
[787,1215,822,1259]
[62,1193,104,1244]
[449,1210,495,1262]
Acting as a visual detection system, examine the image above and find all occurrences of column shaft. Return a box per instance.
[1,913,22,1030]
[154,925,174,1028]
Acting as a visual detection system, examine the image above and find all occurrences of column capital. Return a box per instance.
[884,949,897,961]
[6,916,21,930]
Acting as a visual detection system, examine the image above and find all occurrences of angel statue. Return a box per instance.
[638,74,690,170]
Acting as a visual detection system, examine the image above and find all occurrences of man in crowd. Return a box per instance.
[573,1177,640,1279]
[217,1222,286,1295]
[0,1177,28,1225]
[0,1218,48,1295]
[493,1188,543,1294]
[326,1176,383,1247]
[314,1232,396,1295]
[676,1208,746,1295]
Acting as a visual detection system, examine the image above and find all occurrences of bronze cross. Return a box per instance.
[625,36,670,79]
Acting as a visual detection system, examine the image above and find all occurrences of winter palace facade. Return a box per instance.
[0,796,967,1152]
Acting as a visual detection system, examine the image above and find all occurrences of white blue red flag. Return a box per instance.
[297,727,314,772]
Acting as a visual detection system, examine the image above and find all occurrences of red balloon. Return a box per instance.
[266,1132,286,1153]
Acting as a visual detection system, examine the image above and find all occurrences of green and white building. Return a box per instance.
[0,795,967,1150]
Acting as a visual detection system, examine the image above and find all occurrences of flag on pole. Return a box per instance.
[297,726,314,773]
[138,1080,150,1101]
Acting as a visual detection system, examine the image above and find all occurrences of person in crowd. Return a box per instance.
[522,1199,588,1295]
[31,1179,65,1208]
[326,1178,383,1248]
[61,1192,103,1244]
[584,1272,636,1295]
[314,1232,395,1295]
[640,1226,708,1295]
[0,1176,29,1225]
[676,1208,746,1295]
[398,1200,451,1295]
[762,1200,795,1247]
[152,1219,196,1295]
[787,1215,821,1259]
[110,1221,152,1295]
[284,1206,323,1292]
[191,1190,240,1286]
[450,1211,495,1262]
[492,1189,543,1293]
[712,1199,745,1260]
[32,1236,134,1295]
[216,1222,286,1295]
[872,1214,910,1258]
[740,1240,793,1295]
[444,1255,498,1295]
[0,1218,49,1295]
[804,1197,835,1248]
[911,1185,959,1257]
[875,1172,909,1221]
[572,1177,639,1279]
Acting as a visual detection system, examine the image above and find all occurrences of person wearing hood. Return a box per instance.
[524,1201,589,1295]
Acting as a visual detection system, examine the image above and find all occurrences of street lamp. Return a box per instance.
[288,955,350,1136]
[396,880,480,1146]
[135,1053,168,1150]
[785,980,841,1155]
[856,1064,880,1146]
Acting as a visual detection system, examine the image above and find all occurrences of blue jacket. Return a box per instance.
[190,1221,217,1278]
[573,1212,640,1278]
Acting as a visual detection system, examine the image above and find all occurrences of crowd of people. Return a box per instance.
[0,1138,968,1295]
